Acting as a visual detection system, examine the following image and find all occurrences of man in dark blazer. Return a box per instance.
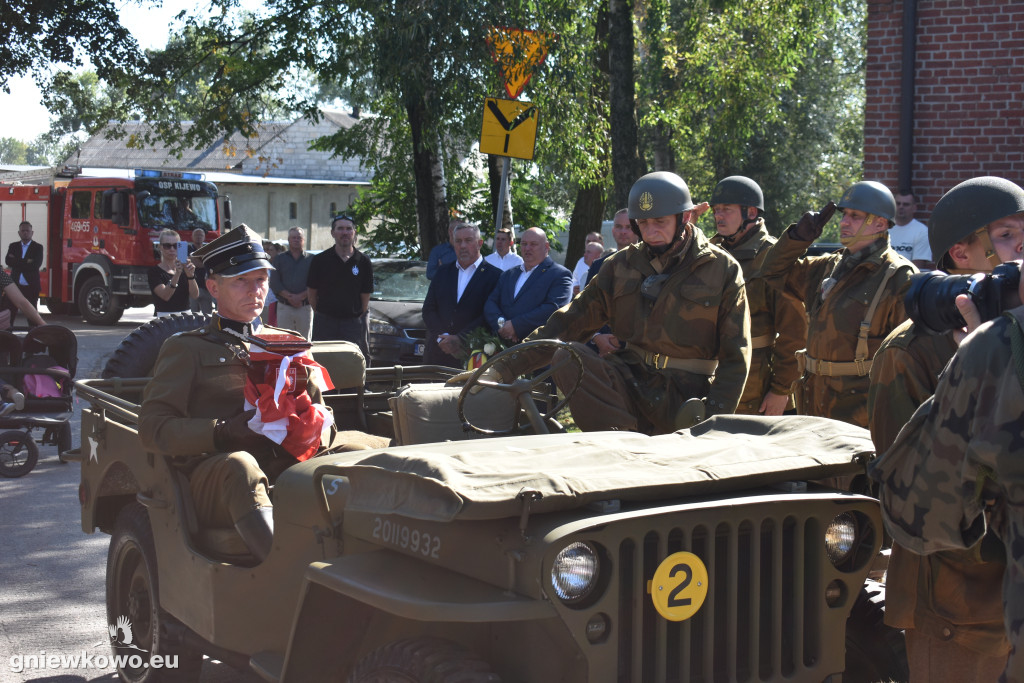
[422,223,502,367]
[485,227,573,343]
[6,221,43,324]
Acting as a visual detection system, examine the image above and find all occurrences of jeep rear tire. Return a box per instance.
[348,637,501,682]
[79,275,125,326]
[107,503,203,683]
[102,314,211,379]
[844,578,909,683]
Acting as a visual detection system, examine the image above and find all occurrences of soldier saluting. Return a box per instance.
[755,181,916,428]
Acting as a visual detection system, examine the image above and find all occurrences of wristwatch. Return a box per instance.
[497,317,506,328]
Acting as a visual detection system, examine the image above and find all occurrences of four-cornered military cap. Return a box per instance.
[192,224,275,277]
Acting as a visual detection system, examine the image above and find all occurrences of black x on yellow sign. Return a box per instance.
[479,98,540,160]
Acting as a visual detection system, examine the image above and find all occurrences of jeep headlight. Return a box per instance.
[552,541,600,605]
[825,512,858,565]
[369,317,401,336]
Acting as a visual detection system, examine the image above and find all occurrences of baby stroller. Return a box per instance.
[0,325,77,478]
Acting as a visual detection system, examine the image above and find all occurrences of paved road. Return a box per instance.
[0,308,259,683]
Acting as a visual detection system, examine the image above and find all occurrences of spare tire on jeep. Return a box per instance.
[102,314,211,379]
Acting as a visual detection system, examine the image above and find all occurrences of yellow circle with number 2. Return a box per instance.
[649,551,709,621]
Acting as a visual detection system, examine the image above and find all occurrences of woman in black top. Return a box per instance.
[149,229,199,316]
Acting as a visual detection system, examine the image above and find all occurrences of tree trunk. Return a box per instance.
[565,183,607,266]
[607,0,645,209]
[406,90,449,258]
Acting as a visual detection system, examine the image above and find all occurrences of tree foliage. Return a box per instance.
[12,0,865,258]
[0,0,140,92]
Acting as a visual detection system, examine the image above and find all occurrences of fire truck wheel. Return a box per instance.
[347,637,501,682]
[79,276,125,326]
[844,579,909,683]
[102,314,211,379]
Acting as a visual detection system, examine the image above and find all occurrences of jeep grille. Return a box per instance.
[616,516,824,682]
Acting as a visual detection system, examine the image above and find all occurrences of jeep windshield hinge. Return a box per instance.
[517,488,543,541]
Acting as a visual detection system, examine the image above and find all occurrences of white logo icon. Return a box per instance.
[109,615,147,653]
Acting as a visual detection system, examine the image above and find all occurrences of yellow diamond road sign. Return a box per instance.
[480,98,539,160]
[487,27,555,99]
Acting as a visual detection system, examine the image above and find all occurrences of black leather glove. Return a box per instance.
[214,409,272,452]
[789,201,837,241]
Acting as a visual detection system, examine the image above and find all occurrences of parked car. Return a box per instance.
[368,259,429,366]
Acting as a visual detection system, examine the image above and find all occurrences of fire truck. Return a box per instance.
[0,166,231,325]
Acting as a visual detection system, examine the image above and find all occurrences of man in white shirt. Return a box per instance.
[484,227,573,343]
[890,189,933,269]
[571,231,603,291]
[483,226,524,271]
[422,223,502,366]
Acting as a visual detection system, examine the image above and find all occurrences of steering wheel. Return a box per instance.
[457,339,585,436]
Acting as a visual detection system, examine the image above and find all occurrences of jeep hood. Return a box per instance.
[308,415,874,523]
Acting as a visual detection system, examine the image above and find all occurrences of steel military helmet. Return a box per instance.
[627,172,695,238]
[836,181,897,223]
[928,176,1024,260]
[710,175,764,212]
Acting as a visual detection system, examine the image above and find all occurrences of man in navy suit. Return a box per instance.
[485,227,573,343]
[422,223,502,366]
[5,221,44,324]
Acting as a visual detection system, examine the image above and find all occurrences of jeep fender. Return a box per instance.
[279,550,556,681]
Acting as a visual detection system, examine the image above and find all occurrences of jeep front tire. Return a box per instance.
[106,503,203,683]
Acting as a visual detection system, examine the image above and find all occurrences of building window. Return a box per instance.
[289,202,298,220]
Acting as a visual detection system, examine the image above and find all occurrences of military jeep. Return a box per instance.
[76,328,900,683]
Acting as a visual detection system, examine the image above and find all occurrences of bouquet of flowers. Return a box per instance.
[460,326,510,369]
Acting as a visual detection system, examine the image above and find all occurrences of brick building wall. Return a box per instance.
[865,0,1024,219]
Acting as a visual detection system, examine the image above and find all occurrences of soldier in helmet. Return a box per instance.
[755,181,916,428]
[868,177,1024,681]
[710,176,806,415]
[474,171,750,434]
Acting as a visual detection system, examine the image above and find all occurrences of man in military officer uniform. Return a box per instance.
[756,181,916,429]
[139,226,383,562]
[868,177,1024,681]
[870,238,1024,683]
[710,176,805,415]
[487,171,750,435]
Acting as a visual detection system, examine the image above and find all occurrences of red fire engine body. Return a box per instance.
[0,168,228,325]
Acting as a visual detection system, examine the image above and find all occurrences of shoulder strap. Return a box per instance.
[854,263,901,363]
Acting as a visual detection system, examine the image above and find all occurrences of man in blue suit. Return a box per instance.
[422,223,502,366]
[485,227,573,343]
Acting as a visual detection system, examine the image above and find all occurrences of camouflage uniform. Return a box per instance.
[870,308,1024,683]
[713,219,805,413]
[869,319,1009,675]
[757,232,915,428]
[525,225,751,434]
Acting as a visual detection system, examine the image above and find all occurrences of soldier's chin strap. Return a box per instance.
[945,228,1003,274]
[977,229,1003,272]
[719,209,756,247]
[839,214,887,248]
[644,214,688,256]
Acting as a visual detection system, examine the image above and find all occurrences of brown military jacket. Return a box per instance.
[871,308,1024,681]
[528,225,751,429]
[868,318,1007,656]
[758,232,916,428]
[713,220,805,413]
[140,316,331,460]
